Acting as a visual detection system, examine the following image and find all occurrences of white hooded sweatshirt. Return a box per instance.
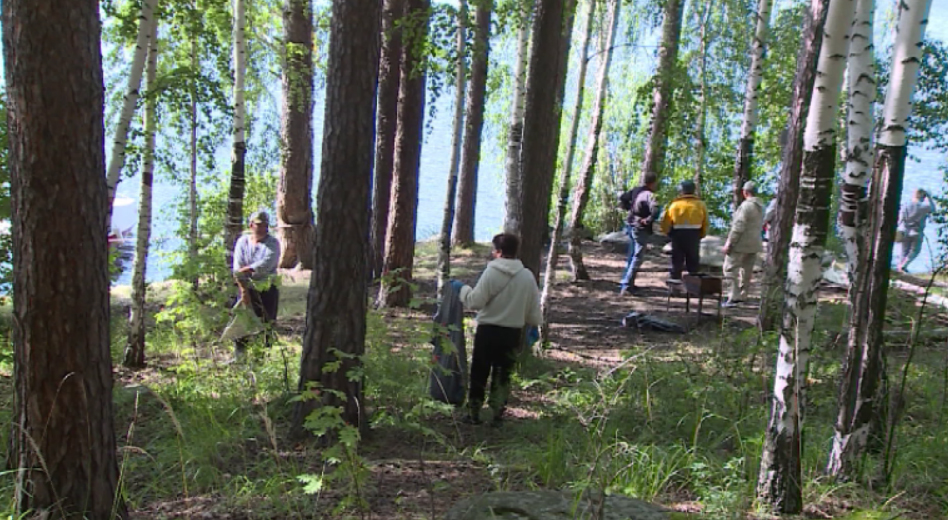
[459,258,543,329]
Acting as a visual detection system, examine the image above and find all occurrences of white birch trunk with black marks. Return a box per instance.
[437,0,467,298]
[105,0,157,213]
[124,25,159,369]
[566,0,620,281]
[189,36,200,289]
[225,0,247,266]
[827,0,876,478]
[503,0,532,235]
[732,0,773,209]
[757,0,856,512]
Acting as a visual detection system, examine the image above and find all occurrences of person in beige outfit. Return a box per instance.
[723,181,764,306]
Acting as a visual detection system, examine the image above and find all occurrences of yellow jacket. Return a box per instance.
[660,194,709,238]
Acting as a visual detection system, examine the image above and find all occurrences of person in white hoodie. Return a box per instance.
[723,181,765,307]
[451,233,542,426]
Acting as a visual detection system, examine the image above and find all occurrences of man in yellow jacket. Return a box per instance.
[660,180,709,280]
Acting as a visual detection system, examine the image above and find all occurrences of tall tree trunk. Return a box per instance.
[827,0,876,479]
[377,0,430,308]
[370,0,406,280]
[437,0,468,299]
[4,0,126,515]
[827,0,931,479]
[539,0,596,343]
[519,0,576,282]
[124,25,159,370]
[566,0,620,281]
[502,0,533,235]
[757,0,831,331]
[693,1,713,193]
[294,0,381,435]
[756,0,856,513]
[189,35,200,290]
[225,0,248,266]
[277,0,316,269]
[452,0,494,247]
[732,0,773,209]
[639,0,685,180]
[105,0,158,213]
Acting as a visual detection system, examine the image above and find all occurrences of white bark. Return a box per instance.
[503,0,532,235]
[738,0,773,145]
[225,0,248,263]
[803,0,856,152]
[233,0,247,147]
[437,0,467,298]
[125,25,159,366]
[105,0,158,212]
[877,0,932,147]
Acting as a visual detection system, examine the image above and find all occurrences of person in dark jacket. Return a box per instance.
[618,172,659,295]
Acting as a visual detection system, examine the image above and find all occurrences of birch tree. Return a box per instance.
[437,0,468,298]
[540,0,596,342]
[105,0,158,212]
[565,0,620,281]
[756,0,856,512]
[224,0,247,264]
[189,35,199,288]
[124,25,159,369]
[502,0,533,235]
[827,0,877,478]
[732,0,773,209]
[693,1,713,192]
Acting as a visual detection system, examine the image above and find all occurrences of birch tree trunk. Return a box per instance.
[756,0,856,512]
[5,0,126,514]
[503,0,533,235]
[189,36,200,289]
[377,0,430,308]
[693,2,713,192]
[124,27,159,369]
[437,0,467,299]
[639,0,684,180]
[566,0,620,281]
[732,0,773,209]
[827,0,876,478]
[518,0,576,281]
[757,0,831,330]
[452,0,494,247]
[828,0,932,478]
[105,0,157,213]
[225,0,248,266]
[294,0,380,436]
[277,0,316,269]
[539,0,596,343]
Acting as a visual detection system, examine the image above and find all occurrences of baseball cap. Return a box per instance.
[250,211,270,226]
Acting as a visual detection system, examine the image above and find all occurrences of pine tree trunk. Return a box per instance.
[437,0,468,299]
[827,0,876,478]
[189,36,200,290]
[639,0,684,180]
[377,0,430,308]
[502,0,533,235]
[124,25,159,370]
[756,0,856,513]
[757,0,830,331]
[294,0,381,435]
[370,0,405,280]
[519,0,576,281]
[828,0,932,478]
[225,0,248,266]
[452,0,493,247]
[566,0,620,281]
[105,0,158,213]
[693,1,713,193]
[4,0,126,515]
[732,0,773,209]
[277,0,316,269]
[539,0,596,343]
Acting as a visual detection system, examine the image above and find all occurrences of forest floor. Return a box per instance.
[3,239,948,519]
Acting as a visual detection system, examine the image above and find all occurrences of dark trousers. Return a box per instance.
[669,229,701,279]
[469,324,521,419]
[234,284,280,353]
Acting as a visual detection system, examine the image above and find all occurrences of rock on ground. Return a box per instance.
[445,491,680,520]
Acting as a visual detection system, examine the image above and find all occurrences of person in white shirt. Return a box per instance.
[896,189,935,273]
[452,233,542,426]
[232,211,281,358]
